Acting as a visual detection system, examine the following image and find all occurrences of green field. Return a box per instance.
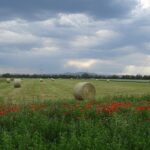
[0,78,150,104]
[0,78,150,149]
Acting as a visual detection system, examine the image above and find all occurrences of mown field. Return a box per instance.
[0,78,150,149]
[0,78,150,104]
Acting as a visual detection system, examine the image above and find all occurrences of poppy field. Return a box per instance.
[0,79,150,149]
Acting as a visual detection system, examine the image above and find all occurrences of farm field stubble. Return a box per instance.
[0,78,150,104]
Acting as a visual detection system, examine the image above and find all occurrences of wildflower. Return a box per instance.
[0,105,20,116]
[0,111,6,116]
[84,103,93,110]
[144,118,150,121]
[136,106,150,111]
[29,104,47,111]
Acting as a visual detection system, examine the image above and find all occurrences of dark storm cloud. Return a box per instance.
[0,0,138,20]
[1,0,150,75]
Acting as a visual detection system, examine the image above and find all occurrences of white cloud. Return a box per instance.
[66,59,98,69]
[122,65,150,75]
[0,19,28,30]
[30,46,59,55]
[29,37,60,55]
[65,59,113,69]
[139,0,150,9]
[71,29,119,48]
[115,52,148,65]
[132,0,150,16]
[0,11,150,75]
[58,13,92,27]
[0,30,38,44]
[39,19,55,27]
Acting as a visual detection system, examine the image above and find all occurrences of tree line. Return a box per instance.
[1,73,150,80]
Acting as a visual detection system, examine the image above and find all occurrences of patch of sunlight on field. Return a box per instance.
[0,78,150,104]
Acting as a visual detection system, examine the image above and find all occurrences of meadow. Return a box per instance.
[0,78,150,104]
[0,78,150,149]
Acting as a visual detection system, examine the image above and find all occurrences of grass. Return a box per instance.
[0,78,150,149]
[0,78,150,104]
[0,97,150,150]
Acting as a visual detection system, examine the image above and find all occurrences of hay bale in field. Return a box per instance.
[106,79,110,82]
[51,78,55,81]
[73,82,96,101]
[6,78,11,83]
[14,79,21,88]
[40,79,44,82]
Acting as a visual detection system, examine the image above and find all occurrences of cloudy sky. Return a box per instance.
[0,0,150,75]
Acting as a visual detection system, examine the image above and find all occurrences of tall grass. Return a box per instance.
[0,96,150,149]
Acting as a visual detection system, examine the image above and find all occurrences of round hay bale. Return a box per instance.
[107,79,110,82]
[6,78,11,83]
[14,79,21,88]
[73,82,96,101]
[40,79,44,82]
[51,78,55,81]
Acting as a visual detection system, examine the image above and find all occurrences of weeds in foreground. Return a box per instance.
[0,96,150,150]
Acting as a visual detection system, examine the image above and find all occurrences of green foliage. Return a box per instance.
[0,99,150,150]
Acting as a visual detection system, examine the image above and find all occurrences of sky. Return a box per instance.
[0,0,150,75]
